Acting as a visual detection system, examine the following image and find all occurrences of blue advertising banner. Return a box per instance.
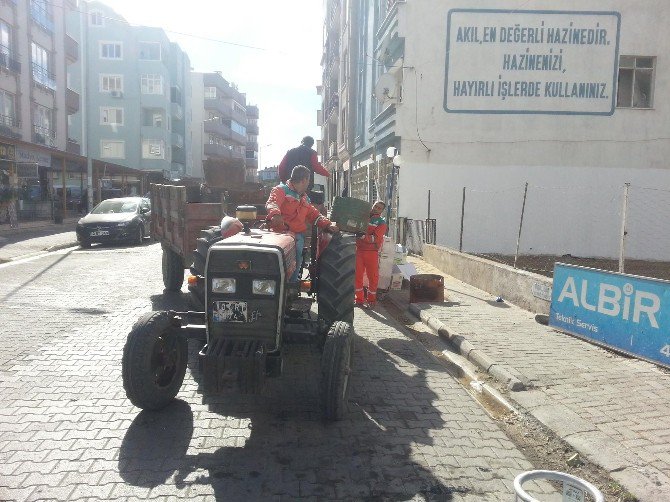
[550,263,670,369]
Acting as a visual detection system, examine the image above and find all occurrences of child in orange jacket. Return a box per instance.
[355,200,387,308]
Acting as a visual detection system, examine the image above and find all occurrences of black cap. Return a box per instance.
[301,136,314,147]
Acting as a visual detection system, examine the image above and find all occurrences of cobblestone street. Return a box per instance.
[0,243,556,501]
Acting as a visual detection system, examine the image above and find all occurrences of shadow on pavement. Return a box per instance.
[118,400,194,487]
[150,291,190,312]
[117,328,482,500]
[0,248,74,301]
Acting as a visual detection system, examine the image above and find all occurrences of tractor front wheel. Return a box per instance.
[320,321,353,421]
[317,233,355,326]
[122,311,188,410]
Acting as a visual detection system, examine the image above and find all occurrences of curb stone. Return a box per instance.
[408,303,527,391]
[44,241,79,253]
[385,293,519,415]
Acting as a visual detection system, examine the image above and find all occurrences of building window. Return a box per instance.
[142,139,164,159]
[138,42,161,61]
[101,140,125,159]
[204,86,217,99]
[100,42,122,60]
[231,120,246,136]
[90,11,104,26]
[141,74,163,95]
[32,104,54,146]
[31,42,55,90]
[617,56,655,109]
[0,90,16,126]
[99,74,123,92]
[142,108,164,127]
[233,102,245,115]
[0,20,11,56]
[100,107,124,125]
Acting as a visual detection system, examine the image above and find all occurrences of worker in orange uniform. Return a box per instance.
[355,200,388,308]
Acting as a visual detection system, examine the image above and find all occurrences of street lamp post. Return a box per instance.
[258,143,272,174]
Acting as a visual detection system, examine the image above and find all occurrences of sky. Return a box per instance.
[104,0,324,169]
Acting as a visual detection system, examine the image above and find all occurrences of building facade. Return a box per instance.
[0,0,88,221]
[322,0,670,260]
[68,1,192,186]
[245,104,259,181]
[191,71,251,181]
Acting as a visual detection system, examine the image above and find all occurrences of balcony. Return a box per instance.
[171,132,184,149]
[245,157,258,169]
[32,63,56,91]
[30,1,54,33]
[32,125,56,148]
[66,88,79,113]
[65,34,79,63]
[204,120,232,138]
[204,98,233,120]
[246,105,259,119]
[204,143,233,159]
[247,140,258,151]
[170,102,183,120]
[0,48,21,73]
[0,114,21,139]
[246,123,259,135]
[66,138,80,155]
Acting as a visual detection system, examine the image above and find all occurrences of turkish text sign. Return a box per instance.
[550,263,670,369]
[444,9,620,114]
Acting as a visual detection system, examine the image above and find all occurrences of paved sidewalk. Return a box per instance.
[0,218,79,262]
[391,256,670,502]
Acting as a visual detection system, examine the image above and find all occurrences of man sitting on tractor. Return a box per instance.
[266,165,339,283]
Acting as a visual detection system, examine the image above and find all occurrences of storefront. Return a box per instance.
[0,134,150,224]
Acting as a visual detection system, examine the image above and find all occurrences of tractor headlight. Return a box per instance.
[117,220,132,226]
[252,279,276,296]
[212,277,236,293]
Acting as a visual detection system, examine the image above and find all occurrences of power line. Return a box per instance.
[44,0,277,52]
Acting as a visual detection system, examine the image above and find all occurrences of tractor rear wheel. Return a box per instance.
[320,321,353,421]
[162,246,184,291]
[122,311,188,410]
[317,233,355,326]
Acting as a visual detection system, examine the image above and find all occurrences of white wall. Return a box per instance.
[395,0,670,260]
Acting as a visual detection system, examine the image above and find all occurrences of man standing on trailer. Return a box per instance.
[278,136,330,191]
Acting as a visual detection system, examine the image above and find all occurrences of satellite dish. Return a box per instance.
[374,72,398,103]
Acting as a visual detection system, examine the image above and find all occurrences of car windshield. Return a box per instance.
[91,200,138,214]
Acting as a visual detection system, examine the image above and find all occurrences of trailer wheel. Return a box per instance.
[317,233,356,326]
[122,311,188,410]
[320,321,353,421]
[162,246,184,291]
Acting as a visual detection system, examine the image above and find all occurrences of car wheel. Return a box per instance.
[135,225,144,246]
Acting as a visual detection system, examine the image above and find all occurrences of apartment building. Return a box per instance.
[0,0,86,216]
[191,71,250,181]
[322,0,670,260]
[245,104,259,181]
[68,1,192,189]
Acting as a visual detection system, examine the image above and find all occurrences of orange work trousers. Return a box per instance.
[355,249,379,304]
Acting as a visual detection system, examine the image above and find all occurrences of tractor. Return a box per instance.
[122,205,356,421]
